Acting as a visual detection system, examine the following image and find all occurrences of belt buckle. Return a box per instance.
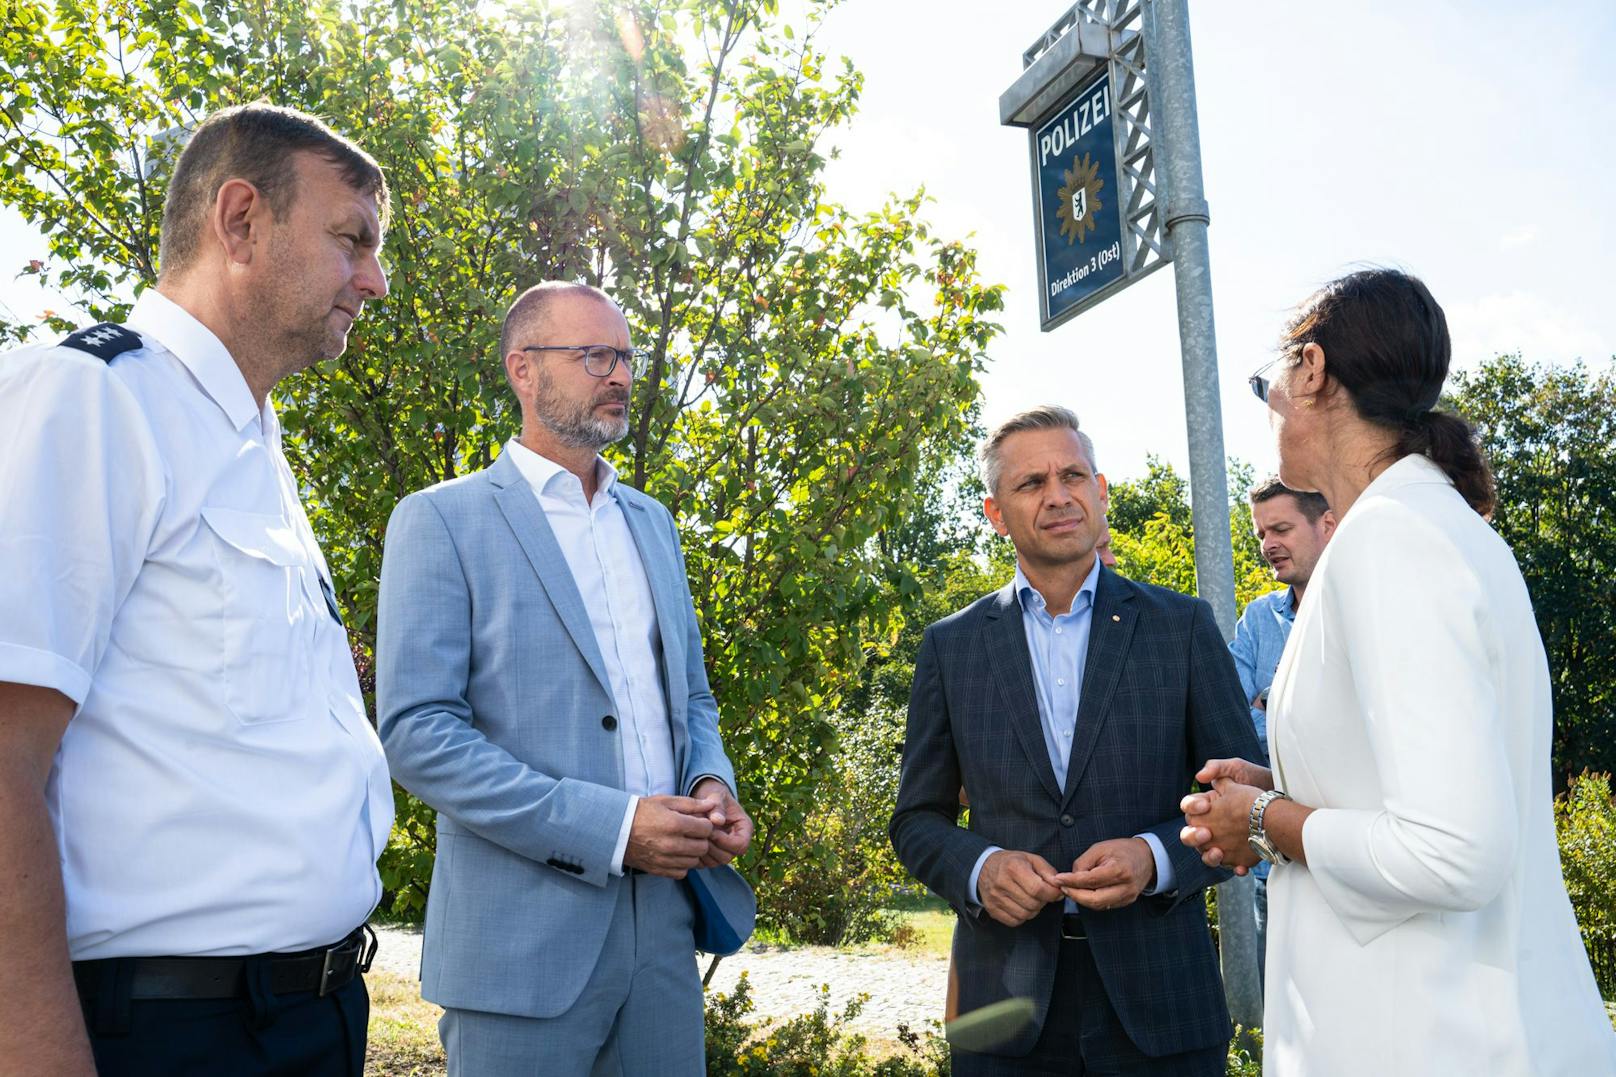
[316,929,370,997]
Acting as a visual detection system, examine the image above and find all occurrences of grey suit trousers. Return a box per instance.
[438,873,703,1076]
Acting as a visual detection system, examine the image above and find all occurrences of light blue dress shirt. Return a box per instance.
[967,559,1175,910]
[1227,586,1295,764]
[1228,584,1295,883]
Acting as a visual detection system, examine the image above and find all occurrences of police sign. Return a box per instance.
[1032,66,1124,328]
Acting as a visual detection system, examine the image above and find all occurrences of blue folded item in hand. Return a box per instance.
[685,866,755,956]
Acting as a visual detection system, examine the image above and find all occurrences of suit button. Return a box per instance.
[1060,814,1075,827]
[602,715,617,731]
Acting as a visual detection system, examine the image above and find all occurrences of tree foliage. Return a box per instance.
[1554,772,1616,998]
[0,0,1004,917]
[1449,355,1616,784]
[1107,456,1277,612]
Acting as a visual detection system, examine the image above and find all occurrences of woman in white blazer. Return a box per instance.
[1180,268,1615,1075]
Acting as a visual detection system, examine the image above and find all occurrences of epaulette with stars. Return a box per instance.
[59,323,142,363]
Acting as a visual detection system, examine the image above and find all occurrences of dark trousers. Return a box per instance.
[78,959,368,1077]
[951,938,1225,1077]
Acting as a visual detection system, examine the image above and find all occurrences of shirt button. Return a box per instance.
[1055,627,1062,635]
[1060,814,1075,827]
[601,715,617,731]
[1057,678,1065,686]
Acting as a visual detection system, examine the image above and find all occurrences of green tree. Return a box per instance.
[1107,454,1191,536]
[1554,772,1616,998]
[1449,355,1616,784]
[1107,458,1277,612]
[0,0,1004,918]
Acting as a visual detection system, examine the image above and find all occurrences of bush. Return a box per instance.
[763,706,925,945]
[706,974,1267,1075]
[1224,1026,1264,1076]
[1556,772,1616,997]
[705,973,950,1076]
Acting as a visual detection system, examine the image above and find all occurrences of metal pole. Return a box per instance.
[1143,0,1263,1035]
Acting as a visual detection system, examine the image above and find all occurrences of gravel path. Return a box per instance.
[371,925,948,1040]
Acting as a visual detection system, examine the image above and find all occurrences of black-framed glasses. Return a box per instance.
[1248,357,1282,403]
[521,344,645,379]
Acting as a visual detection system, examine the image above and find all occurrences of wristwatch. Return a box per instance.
[1247,788,1292,865]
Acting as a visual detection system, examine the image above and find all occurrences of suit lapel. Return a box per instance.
[487,454,615,700]
[617,492,689,723]
[982,585,1064,804]
[1062,567,1137,806]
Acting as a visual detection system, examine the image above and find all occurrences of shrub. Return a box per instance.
[1225,1026,1264,1076]
[1556,772,1616,997]
[707,974,1267,1075]
[763,706,925,946]
[705,972,949,1076]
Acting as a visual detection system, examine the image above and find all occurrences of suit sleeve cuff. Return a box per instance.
[1135,832,1175,895]
[966,846,1002,910]
[610,795,639,876]
[686,773,732,798]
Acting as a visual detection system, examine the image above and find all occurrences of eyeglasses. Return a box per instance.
[520,345,645,379]
[1248,357,1282,403]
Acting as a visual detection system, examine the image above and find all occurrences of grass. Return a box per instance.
[747,892,956,958]
[364,969,445,1077]
[883,892,954,959]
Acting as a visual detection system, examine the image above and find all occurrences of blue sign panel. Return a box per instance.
[1034,67,1123,326]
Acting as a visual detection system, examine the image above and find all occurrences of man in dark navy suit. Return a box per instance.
[891,406,1262,1075]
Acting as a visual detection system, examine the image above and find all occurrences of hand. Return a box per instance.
[690,777,754,868]
[1053,838,1156,911]
[1179,778,1263,874]
[1194,757,1274,792]
[623,795,716,879]
[977,850,1063,927]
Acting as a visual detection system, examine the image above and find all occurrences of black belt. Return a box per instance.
[74,926,377,1002]
[1061,913,1087,941]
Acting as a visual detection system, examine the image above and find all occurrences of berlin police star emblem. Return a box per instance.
[1055,151,1104,245]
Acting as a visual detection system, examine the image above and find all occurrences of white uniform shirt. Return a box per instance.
[504,439,676,872]
[0,290,393,959]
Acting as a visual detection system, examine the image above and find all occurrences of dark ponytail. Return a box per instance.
[1395,410,1496,518]
[1282,268,1496,517]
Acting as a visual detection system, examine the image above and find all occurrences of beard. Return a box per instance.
[532,366,631,450]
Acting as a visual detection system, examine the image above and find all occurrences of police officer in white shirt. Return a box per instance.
[0,104,394,1076]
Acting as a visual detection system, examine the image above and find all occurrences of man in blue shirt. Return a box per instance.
[1229,476,1335,980]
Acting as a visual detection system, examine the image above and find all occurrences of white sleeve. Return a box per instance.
[610,795,638,875]
[1300,502,1517,945]
[0,350,165,704]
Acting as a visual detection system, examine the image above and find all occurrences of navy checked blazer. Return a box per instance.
[889,566,1264,1059]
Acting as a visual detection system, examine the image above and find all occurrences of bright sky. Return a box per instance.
[808,0,1616,482]
[4,1,1612,485]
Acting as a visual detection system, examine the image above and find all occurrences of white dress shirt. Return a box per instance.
[504,439,677,872]
[0,290,393,959]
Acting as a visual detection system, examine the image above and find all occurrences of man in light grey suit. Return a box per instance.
[377,281,754,1075]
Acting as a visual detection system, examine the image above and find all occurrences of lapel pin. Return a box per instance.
[1111,614,1120,622]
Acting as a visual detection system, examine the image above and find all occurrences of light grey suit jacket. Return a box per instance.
[376,450,751,1019]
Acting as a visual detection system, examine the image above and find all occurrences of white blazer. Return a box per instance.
[1264,454,1615,1075]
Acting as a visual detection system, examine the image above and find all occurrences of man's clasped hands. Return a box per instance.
[975,756,1278,928]
[623,777,755,878]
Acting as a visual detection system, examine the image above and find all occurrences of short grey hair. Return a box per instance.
[978,405,1097,495]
